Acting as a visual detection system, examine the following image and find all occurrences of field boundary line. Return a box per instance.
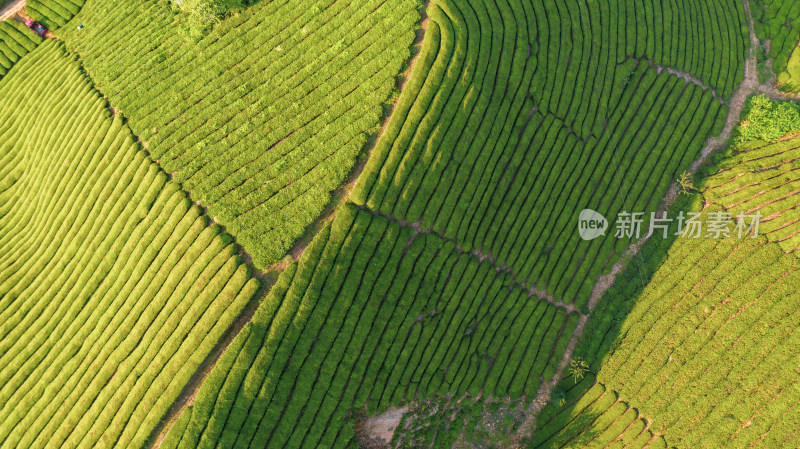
[352,204,585,317]
[513,0,776,443]
[145,3,433,447]
[648,60,725,103]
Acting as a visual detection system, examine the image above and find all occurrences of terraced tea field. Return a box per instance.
[0,20,41,79]
[0,41,258,448]
[535,230,800,447]
[1,0,800,447]
[56,0,421,268]
[530,132,800,447]
[705,134,800,252]
[352,0,738,306]
[161,205,578,448]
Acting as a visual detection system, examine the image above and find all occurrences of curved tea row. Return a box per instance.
[0,41,258,448]
[59,0,422,268]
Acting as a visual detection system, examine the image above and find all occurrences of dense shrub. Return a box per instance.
[736,95,800,144]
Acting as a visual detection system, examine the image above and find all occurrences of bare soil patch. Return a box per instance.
[358,406,409,448]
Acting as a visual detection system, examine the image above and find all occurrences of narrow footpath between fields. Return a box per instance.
[146,3,434,447]
[514,0,799,444]
[0,0,24,21]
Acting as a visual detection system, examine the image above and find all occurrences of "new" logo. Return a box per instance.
[578,209,608,241]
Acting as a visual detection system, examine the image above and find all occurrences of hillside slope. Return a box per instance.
[0,40,258,448]
[532,136,800,448]
[351,0,740,306]
[155,0,756,447]
[161,204,578,449]
[58,0,423,268]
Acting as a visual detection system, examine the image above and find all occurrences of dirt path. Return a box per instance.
[147,4,434,448]
[142,141,279,449]
[651,62,724,102]
[514,0,772,442]
[0,0,24,21]
[758,82,800,101]
[263,0,433,275]
[146,278,274,448]
[355,204,585,317]
[359,406,410,447]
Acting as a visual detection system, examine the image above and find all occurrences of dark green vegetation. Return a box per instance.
[752,0,800,77]
[352,0,738,306]
[530,128,800,447]
[161,204,577,448]
[0,41,258,448]
[0,20,41,79]
[171,0,257,37]
[57,0,421,269]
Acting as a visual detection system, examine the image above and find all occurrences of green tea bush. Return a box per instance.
[162,205,577,448]
[0,41,257,448]
[532,143,800,446]
[26,0,84,29]
[735,95,800,144]
[0,21,42,79]
[704,133,800,252]
[352,0,736,307]
[751,0,800,75]
[59,0,422,268]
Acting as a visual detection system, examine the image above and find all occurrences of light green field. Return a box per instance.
[2,0,799,447]
[0,40,258,448]
[55,0,422,268]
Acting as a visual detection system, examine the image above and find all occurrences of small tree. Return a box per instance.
[568,357,589,384]
[677,170,695,196]
[550,388,567,408]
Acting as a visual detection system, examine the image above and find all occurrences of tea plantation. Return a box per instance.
[161,204,577,448]
[533,227,800,448]
[530,133,800,448]
[352,0,734,306]
[0,20,41,79]
[0,41,258,448]
[1,0,800,447]
[56,0,421,268]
